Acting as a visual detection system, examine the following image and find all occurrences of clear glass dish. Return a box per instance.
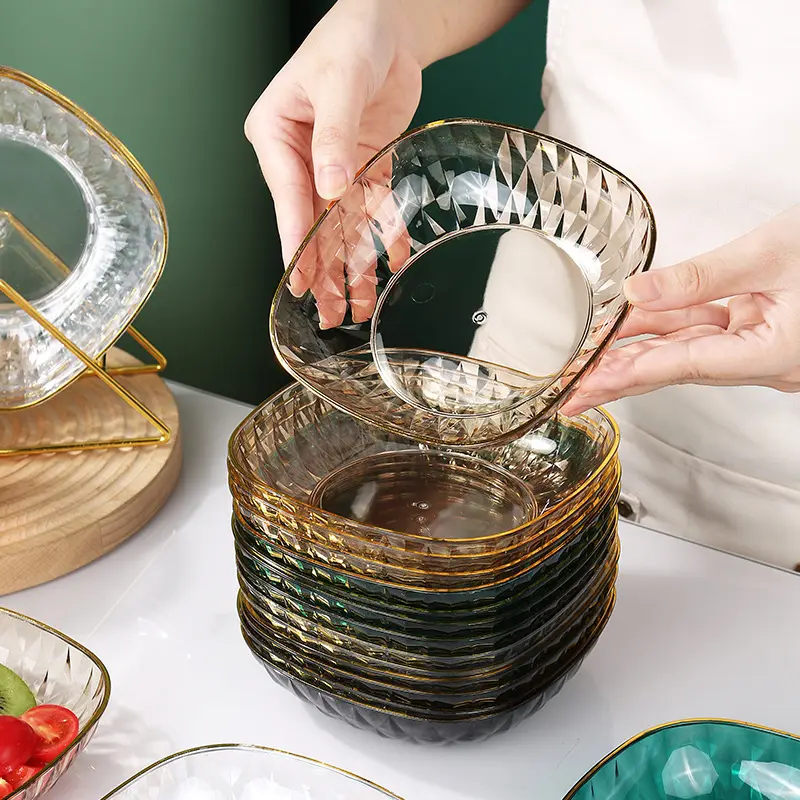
[270,119,655,446]
[100,744,403,799]
[564,719,800,800]
[0,67,167,408]
[0,607,111,799]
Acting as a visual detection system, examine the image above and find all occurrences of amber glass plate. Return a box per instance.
[230,456,620,572]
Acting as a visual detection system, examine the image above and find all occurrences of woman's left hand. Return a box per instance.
[562,206,800,416]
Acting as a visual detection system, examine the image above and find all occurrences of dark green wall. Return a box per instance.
[412,2,548,130]
[0,1,547,404]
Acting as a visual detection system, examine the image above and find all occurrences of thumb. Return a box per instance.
[309,71,366,200]
[623,225,774,311]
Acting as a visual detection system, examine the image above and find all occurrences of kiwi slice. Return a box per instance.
[0,664,36,716]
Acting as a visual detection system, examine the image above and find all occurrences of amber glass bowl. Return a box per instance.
[228,382,620,564]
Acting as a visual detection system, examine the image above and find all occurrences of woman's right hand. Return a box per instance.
[245,0,422,326]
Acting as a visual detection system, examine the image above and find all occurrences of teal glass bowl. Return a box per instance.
[564,720,800,800]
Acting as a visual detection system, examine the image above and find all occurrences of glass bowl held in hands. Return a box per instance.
[271,119,655,446]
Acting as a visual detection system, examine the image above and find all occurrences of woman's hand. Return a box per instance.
[245,0,532,328]
[563,206,800,415]
[244,0,422,267]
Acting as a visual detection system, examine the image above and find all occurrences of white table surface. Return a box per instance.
[5,384,800,800]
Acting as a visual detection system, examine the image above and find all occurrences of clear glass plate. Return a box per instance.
[271,119,655,446]
[0,67,167,408]
[101,745,404,799]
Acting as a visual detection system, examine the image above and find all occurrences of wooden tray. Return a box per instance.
[0,349,182,595]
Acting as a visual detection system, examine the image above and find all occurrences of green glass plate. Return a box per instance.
[235,508,618,649]
[564,720,800,800]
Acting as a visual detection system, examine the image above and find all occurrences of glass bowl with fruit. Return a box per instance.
[0,607,110,798]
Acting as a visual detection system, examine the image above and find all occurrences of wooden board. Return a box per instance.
[0,349,182,595]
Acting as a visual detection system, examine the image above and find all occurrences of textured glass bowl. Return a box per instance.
[233,478,619,584]
[237,549,617,681]
[239,583,613,715]
[231,457,620,574]
[100,744,403,799]
[246,590,615,744]
[270,119,655,446]
[564,720,800,800]
[227,382,620,560]
[0,67,167,409]
[235,521,618,646]
[233,502,618,606]
[0,607,111,799]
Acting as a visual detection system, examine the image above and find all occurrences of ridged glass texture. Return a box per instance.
[246,592,614,745]
[227,383,620,562]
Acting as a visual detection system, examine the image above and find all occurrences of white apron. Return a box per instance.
[539,0,800,568]
[479,0,800,569]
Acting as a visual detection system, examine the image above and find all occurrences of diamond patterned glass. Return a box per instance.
[0,67,167,408]
[101,745,404,799]
[565,720,800,800]
[0,607,110,799]
[271,119,655,446]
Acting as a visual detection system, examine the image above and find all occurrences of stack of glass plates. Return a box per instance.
[228,382,621,744]
[228,119,654,744]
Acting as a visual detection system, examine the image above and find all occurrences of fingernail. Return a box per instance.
[625,274,661,304]
[317,165,348,199]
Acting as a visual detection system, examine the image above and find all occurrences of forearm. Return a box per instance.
[387,0,534,67]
